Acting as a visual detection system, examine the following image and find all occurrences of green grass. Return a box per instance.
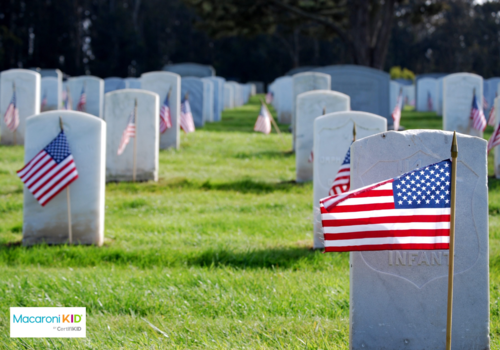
[0,96,498,348]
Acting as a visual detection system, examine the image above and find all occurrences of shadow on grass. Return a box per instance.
[106,177,305,195]
[235,150,294,160]
[0,244,346,270]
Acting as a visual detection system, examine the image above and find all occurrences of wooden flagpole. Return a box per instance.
[353,122,356,142]
[13,82,17,145]
[132,98,138,182]
[445,131,458,350]
[59,117,73,244]
[260,98,281,134]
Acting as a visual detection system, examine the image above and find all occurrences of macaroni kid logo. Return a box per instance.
[10,307,86,338]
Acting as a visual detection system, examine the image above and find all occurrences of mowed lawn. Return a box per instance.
[0,96,499,349]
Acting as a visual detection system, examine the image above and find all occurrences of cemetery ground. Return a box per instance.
[0,98,499,349]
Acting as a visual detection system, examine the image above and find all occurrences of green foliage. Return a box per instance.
[0,96,499,348]
[389,66,416,81]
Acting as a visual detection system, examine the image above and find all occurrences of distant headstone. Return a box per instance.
[443,73,483,137]
[285,66,318,76]
[207,77,225,121]
[66,76,104,119]
[181,77,205,127]
[124,78,141,89]
[416,78,438,112]
[484,77,500,116]
[41,77,62,111]
[140,71,181,149]
[30,68,62,80]
[105,89,159,182]
[390,81,400,113]
[292,72,331,148]
[104,77,126,94]
[274,76,293,124]
[313,65,390,123]
[248,81,264,94]
[349,130,489,349]
[163,63,215,77]
[296,91,350,183]
[403,84,415,107]
[227,82,241,107]
[201,78,214,122]
[0,69,41,145]
[436,77,444,116]
[313,111,387,248]
[223,84,234,110]
[22,111,106,246]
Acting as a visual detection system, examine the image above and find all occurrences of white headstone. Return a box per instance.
[292,72,331,148]
[417,78,438,112]
[22,111,106,246]
[105,89,159,182]
[274,77,293,123]
[163,63,215,77]
[41,77,62,111]
[296,91,350,182]
[349,130,489,349]
[201,78,214,122]
[104,77,126,94]
[313,112,387,248]
[140,71,181,149]
[208,77,225,121]
[403,84,415,107]
[484,78,500,116]
[181,77,206,127]
[436,77,444,116]
[390,81,400,113]
[227,82,240,107]
[66,76,104,119]
[0,69,41,145]
[124,78,141,89]
[223,84,234,110]
[443,73,483,137]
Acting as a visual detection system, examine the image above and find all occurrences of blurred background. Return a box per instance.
[1,0,499,83]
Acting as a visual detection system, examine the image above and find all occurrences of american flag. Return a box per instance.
[62,88,72,110]
[160,93,172,133]
[17,131,78,207]
[471,94,486,131]
[254,104,272,134]
[329,143,351,196]
[483,95,489,111]
[392,89,403,131]
[488,105,496,126]
[308,150,314,163]
[180,97,195,133]
[3,88,19,132]
[488,123,500,154]
[266,91,274,104]
[41,91,48,110]
[117,111,136,155]
[77,86,86,112]
[427,91,433,111]
[320,159,452,252]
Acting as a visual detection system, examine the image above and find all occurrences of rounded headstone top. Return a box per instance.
[292,71,331,79]
[162,63,215,77]
[141,71,181,80]
[444,72,482,82]
[68,75,103,82]
[105,88,158,98]
[297,89,349,101]
[317,110,386,123]
[1,69,40,78]
[28,110,105,126]
[313,64,390,77]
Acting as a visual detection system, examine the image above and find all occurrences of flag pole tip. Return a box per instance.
[353,122,357,141]
[59,116,64,131]
[451,131,458,157]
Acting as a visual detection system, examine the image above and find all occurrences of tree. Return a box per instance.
[183,0,445,69]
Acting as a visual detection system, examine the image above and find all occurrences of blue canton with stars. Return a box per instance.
[44,131,72,164]
[341,142,352,165]
[393,160,452,209]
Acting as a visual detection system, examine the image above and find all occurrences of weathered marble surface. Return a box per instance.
[140,71,180,149]
[0,69,41,145]
[181,77,206,127]
[349,130,489,350]
[22,111,106,246]
[105,89,159,182]
[201,78,214,122]
[104,77,126,94]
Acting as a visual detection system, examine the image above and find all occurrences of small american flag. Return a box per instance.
[265,91,274,104]
[308,150,314,163]
[17,131,78,207]
[392,89,403,131]
[488,105,496,126]
[254,104,272,134]
[320,159,452,252]
[117,111,136,155]
[41,91,48,110]
[62,88,72,110]
[427,91,433,111]
[3,88,19,132]
[329,143,351,196]
[180,97,195,133]
[77,86,86,112]
[488,123,500,154]
[160,93,172,134]
[483,95,489,111]
[471,94,486,131]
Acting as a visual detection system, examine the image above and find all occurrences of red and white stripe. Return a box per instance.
[320,180,450,252]
[392,93,402,131]
[329,162,350,196]
[117,123,136,155]
[471,104,487,132]
[17,151,78,206]
[3,102,19,132]
[180,106,195,134]
[254,105,271,134]
[488,105,496,126]
[308,150,314,163]
[77,92,86,112]
[160,104,172,133]
[488,123,500,154]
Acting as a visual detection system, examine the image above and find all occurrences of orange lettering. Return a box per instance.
[62,314,70,323]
